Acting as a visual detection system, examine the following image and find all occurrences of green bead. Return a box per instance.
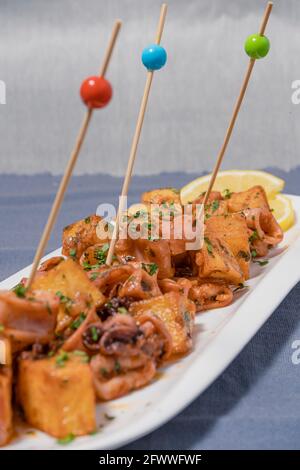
[244,34,270,59]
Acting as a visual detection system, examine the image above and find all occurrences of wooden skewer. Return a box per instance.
[201,1,273,208]
[26,20,122,289]
[106,4,168,265]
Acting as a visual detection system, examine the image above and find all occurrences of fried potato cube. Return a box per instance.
[205,213,250,279]
[0,366,13,446]
[227,185,269,212]
[18,354,96,438]
[141,188,181,205]
[62,214,108,259]
[32,258,105,315]
[130,292,195,356]
[196,237,244,285]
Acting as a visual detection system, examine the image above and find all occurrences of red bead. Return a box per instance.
[80,76,112,109]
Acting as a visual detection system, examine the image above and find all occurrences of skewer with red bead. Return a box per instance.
[26,20,122,289]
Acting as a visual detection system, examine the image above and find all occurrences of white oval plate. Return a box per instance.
[1,194,300,450]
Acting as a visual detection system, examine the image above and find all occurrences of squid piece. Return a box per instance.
[79,243,109,270]
[17,353,96,438]
[244,207,283,248]
[227,185,269,212]
[165,216,188,257]
[130,292,195,356]
[191,191,228,217]
[62,214,108,260]
[83,313,172,360]
[158,277,192,298]
[62,307,99,352]
[38,256,64,272]
[250,238,269,257]
[90,354,156,401]
[0,366,13,447]
[196,237,244,285]
[88,313,172,400]
[188,279,233,311]
[190,191,223,205]
[115,238,174,279]
[31,258,105,333]
[89,262,162,300]
[141,188,181,205]
[118,268,162,300]
[0,290,59,352]
[205,213,251,279]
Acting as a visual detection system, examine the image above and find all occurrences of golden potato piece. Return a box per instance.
[196,237,244,285]
[227,185,269,212]
[32,258,105,312]
[141,188,181,205]
[205,213,250,279]
[32,259,105,332]
[130,292,195,356]
[0,366,13,446]
[62,214,108,259]
[18,353,96,438]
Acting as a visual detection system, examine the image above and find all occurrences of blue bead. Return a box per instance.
[141,44,167,71]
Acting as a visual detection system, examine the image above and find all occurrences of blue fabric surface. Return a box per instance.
[0,169,299,450]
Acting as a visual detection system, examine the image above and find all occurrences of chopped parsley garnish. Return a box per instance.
[72,350,89,363]
[211,200,220,212]
[204,237,213,254]
[70,312,86,330]
[69,248,77,259]
[82,261,96,271]
[233,283,249,293]
[56,291,73,313]
[104,413,115,421]
[100,367,109,378]
[223,188,232,199]
[57,433,75,445]
[238,250,251,261]
[84,216,91,224]
[117,306,128,314]
[55,351,69,368]
[253,259,269,267]
[13,284,27,298]
[114,360,121,374]
[133,210,147,219]
[251,249,258,258]
[142,263,158,276]
[91,326,99,342]
[94,243,109,265]
[249,230,259,243]
[90,272,100,281]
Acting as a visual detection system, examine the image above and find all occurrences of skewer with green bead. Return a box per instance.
[201,1,273,208]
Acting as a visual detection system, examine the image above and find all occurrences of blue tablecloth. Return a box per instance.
[0,168,299,450]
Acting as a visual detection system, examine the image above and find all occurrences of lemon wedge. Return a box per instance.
[269,194,295,231]
[180,170,285,204]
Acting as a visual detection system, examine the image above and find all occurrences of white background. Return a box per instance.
[0,0,299,175]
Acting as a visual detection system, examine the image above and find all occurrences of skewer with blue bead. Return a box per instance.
[106,3,168,265]
[201,1,273,208]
